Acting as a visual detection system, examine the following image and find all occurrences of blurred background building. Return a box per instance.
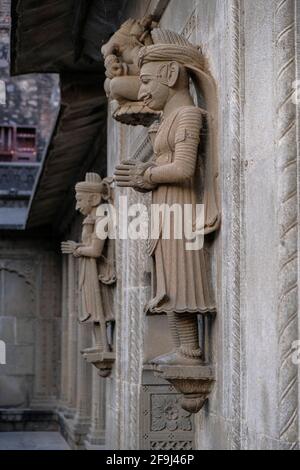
[0,0,59,228]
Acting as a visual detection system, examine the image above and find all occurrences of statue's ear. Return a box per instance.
[167,62,180,87]
[90,194,101,207]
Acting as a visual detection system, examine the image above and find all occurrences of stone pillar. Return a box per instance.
[275,0,299,450]
[65,254,77,417]
[72,315,92,438]
[85,370,106,449]
[74,325,91,434]
[105,115,152,449]
[31,253,61,409]
[59,256,69,409]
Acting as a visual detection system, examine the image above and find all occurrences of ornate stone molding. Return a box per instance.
[140,369,194,450]
[181,9,197,39]
[275,0,299,450]
[228,0,243,450]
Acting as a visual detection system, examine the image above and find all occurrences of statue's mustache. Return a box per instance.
[140,92,152,103]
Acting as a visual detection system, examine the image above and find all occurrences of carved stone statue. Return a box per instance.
[101,16,160,126]
[113,28,220,412]
[114,29,220,368]
[61,173,116,376]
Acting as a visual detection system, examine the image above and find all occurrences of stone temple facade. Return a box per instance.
[0,0,299,451]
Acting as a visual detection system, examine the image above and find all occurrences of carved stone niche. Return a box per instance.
[61,173,116,379]
[101,16,161,126]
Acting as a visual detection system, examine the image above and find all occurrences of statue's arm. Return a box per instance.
[61,240,81,255]
[144,108,202,185]
[74,237,106,259]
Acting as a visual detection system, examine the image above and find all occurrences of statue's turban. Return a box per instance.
[75,173,103,194]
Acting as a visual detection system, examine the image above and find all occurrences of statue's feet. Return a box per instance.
[150,350,203,366]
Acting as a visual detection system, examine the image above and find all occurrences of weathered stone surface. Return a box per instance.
[0,432,69,450]
[0,317,15,343]
[0,236,61,412]
[0,376,31,408]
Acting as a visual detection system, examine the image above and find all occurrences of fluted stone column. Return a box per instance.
[85,370,106,449]
[59,256,69,409]
[275,0,299,450]
[65,254,77,418]
[72,322,92,435]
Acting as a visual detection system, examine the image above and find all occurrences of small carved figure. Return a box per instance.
[115,30,220,367]
[101,16,160,125]
[61,173,116,356]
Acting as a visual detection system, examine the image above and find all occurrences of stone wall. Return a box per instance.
[0,234,61,417]
[58,214,107,450]
[104,0,300,451]
[0,0,298,451]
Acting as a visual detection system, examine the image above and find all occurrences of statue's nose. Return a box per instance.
[138,87,148,102]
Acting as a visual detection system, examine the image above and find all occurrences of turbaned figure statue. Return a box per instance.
[61,173,116,356]
[115,29,220,367]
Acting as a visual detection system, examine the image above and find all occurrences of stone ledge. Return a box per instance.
[0,409,59,432]
[153,365,215,380]
[82,350,115,378]
[153,365,216,415]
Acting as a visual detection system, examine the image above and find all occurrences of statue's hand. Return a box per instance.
[61,241,79,255]
[114,161,157,193]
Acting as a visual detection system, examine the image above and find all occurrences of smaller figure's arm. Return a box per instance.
[61,240,81,255]
[144,108,202,185]
[74,237,106,259]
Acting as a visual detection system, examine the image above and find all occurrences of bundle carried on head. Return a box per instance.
[138,29,208,72]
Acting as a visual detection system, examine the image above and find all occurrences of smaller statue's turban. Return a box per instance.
[75,173,103,194]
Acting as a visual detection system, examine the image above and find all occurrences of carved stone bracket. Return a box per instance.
[153,365,215,414]
[113,102,160,127]
[82,350,115,378]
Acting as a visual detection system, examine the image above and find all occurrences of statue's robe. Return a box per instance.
[146,106,216,315]
[79,215,115,324]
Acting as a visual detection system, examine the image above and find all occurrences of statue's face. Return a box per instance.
[75,192,93,216]
[139,62,170,111]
